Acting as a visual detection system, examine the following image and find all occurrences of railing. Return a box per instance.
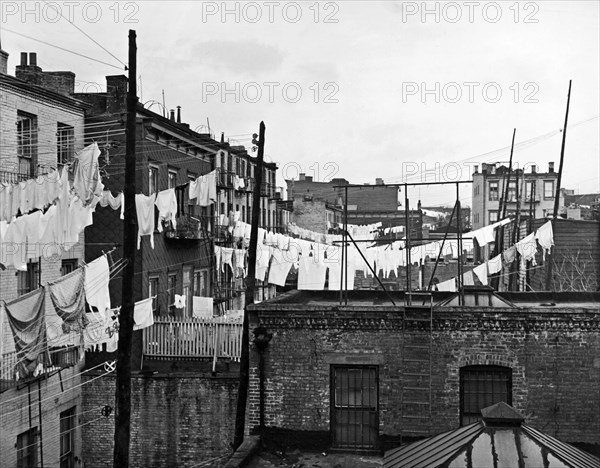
[142,316,243,360]
[0,170,30,184]
[164,206,212,240]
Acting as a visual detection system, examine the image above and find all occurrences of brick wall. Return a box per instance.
[291,198,328,234]
[247,303,600,449]
[81,372,238,467]
[0,364,84,467]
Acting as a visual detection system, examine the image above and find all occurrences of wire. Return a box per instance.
[1,27,125,70]
[41,0,128,70]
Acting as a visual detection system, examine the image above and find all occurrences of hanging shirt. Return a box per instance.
[85,255,111,314]
[297,255,328,290]
[473,263,489,286]
[136,194,156,249]
[515,233,537,263]
[189,170,217,206]
[255,243,272,281]
[70,142,103,205]
[221,247,234,273]
[267,248,293,287]
[154,188,178,232]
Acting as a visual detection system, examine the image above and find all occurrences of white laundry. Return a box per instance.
[462,270,475,286]
[255,243,272,281]
[189,170,217,206]
[297,255,328,290]
[488,254,503,274]
[267,248,294,287]
[192,297,213,319]
[535,221,554,254]
[136,193,156,249]
[85,255,111,314]
[173,294,186,309]
[133,298,154,330]
[515,232,537,264]
[436,278,456,292]
[474,225,496,247]
[473,263,489,286]
[154,189,178,232]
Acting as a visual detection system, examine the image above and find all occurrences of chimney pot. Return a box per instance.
[169,109,175,121]
[548,162,554,173]
[176,105,181,124]
[29,52,37,66]
[531,164,537,173]
[20,52,27,66]
[299,173,306,181]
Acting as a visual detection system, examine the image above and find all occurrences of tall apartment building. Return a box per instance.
[471,162,564,230]
[1,50,88,467]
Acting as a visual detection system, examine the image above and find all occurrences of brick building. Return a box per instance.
[1,50,88,467]
[471,162,565,230]
[246,289,600,454]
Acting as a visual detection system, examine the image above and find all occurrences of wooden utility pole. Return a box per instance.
[234,122,265,449]
[114,29,137,468]
[545,80,572,290]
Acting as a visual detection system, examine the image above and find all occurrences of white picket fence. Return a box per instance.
[142,316,243,361]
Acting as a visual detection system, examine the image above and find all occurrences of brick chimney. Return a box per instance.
[375,178,384,185]
[474,165,479,174]
[299,173,306,181]
[106,75,128,113]
[14,51,75,95]
[548,162,554,173]
[0,46,8,75]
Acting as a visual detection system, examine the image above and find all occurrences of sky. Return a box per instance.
[1,0,598,207]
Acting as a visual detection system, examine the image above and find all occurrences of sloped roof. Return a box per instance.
[384,403,600,468]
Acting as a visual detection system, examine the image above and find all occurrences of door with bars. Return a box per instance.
[331,365,379,450]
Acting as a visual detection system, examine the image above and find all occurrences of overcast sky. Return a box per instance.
[2,1,598,207]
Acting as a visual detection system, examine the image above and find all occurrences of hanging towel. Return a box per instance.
[268,248,293,287]
[155,188,178,232]
[473,263,489,286]
[85,255,111,314]
[133,298,154,330]
[436,278,457,292]
[327,247,356,291]
[488,254,503,274]
[173,294,186,309]
[297,255,328,290]
[136,193,156,249]
[462,270,475,286]
[192,297,213,319]
[4,288,51,378]
[48,267,89,334]
[474,225,496,247]
[535,221,554,254]
[70,142,103,205]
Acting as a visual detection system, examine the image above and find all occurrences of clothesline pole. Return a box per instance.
[344,186,348,305]
[456,183,464,306]
[404,184,411,304]
[546,80,572,291]
[426,201,457,292]
[114,29,137,468]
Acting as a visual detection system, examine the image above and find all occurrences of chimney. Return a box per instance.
[169,109,175,121]
[106,75,128,113]
[548,162,554,173]
[16,51,42,85]
[0,47,8,75]
[299,173,306,181]
[305,176,313,182]
[531,164,537,173]
[20,52,27,66]
[176,106,181,123]
[220,132,225,143]
[474,165,479,174]
[375,178,384,185]
[29,52,37,66]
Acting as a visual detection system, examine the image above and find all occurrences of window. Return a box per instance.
[460,365,511,426]
[544,180,555,200]
[17,262,40,297]
[168,273,177,313]
[57,123,74,166]
[149,276,159,313]
[59,407,76,468]
[16,427,38,468]
[488,181,499,201]
[331,366,378,449]
[525,181,535,201]
[168,170,177,189]
[193,269,209,297]
[488,211,498,224]
[17,112,37,177]
[61,259,78,276]
[507,181,517,202]
[149,165,159,194]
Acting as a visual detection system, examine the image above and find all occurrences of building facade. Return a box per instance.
[471,162,564,230]
[246,290,600,453]
[1,50,88,468]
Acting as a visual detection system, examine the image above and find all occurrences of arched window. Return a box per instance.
[460,365,512,426]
